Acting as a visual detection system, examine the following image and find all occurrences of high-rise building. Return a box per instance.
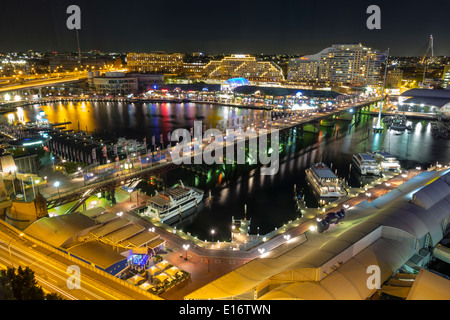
[126,52,184,74]
[204,54,284,82]
[443,65,450,88]
[287,57,319,83]
[318,44,383,86]
[287,44,384,86]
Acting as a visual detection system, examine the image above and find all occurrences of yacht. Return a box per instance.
[305,163,347,198]
[389,114,407,131]
[143,181,204,223]
[352,153,381,176]
[371,151,401,172]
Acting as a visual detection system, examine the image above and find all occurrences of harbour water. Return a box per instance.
[7,101,450,242]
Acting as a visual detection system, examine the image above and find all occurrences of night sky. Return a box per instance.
[0,0,449,56]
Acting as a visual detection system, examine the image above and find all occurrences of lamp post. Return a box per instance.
[211,229,215,243]
[182,244,190,260]
[34,180,40,194]
[54,181,60,197]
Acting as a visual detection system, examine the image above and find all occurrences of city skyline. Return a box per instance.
[0,0,449,56]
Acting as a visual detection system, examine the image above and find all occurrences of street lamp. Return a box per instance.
[34,180,40,194]
[182,244,190,260]
[53,181,60,196]
[211,229,215,242]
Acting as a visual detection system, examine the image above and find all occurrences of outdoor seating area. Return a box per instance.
[120,260,190,295]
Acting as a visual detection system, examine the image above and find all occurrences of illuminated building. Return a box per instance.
[288,44,383,86]
[48,53,119,72]
[126,52,184,74]
[318,43,383,86]
[182,62,207,78]
[443,65,450,88]
[287,56,319,83]
[204,54,284,82]
[92,72,138,94]
[221,77,250,91]
[386,68,403,88]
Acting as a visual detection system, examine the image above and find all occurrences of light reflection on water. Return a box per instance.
[6,102,450,241]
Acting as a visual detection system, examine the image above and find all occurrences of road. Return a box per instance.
[0,69,125,94]
[0,225,157,300]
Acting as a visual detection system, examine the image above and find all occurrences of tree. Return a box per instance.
[0,266,64,300]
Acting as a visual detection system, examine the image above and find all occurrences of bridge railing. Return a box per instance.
[45,160,175,202]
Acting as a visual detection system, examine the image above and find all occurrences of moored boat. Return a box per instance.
[305,163,347,198]
[143,181,204,223]
[352,153,381,176]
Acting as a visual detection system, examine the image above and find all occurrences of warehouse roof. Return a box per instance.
[24,213,97,248]
[67,241,127,270]
[185,169,450,300]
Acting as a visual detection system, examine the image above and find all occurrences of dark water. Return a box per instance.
[14,101,265,142]
[9,102,450,241]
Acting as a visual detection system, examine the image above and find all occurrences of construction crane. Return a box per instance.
[421,34,434,64]
[421,35,434,86]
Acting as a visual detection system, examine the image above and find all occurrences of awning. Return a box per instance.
[147,239,165,250]
[154,273,169,283]
[146,266,161,276]
[155,260,170,271]
[138,282,154,291]
[127,274,145,285]
[166,266,180,277]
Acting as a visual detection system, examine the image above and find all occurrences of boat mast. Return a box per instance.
[375,48,390,129]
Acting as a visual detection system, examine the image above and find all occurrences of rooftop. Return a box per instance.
[310,163,337,179]
[184,169,450,300]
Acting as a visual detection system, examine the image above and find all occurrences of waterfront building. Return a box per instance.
[287,57,319,83]
[318,43,384,86]
[126,52,184,74]
[399,88,450,114]
[443,65,450,88]
[287,44,384,87]
[23,208,166,275]
[203,54,284,82]
[91,71,138,95]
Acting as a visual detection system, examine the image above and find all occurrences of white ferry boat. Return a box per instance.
[143,181,204,223]
[305,163,347,198]
[371,151,401,172]
[352,153,381,176]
